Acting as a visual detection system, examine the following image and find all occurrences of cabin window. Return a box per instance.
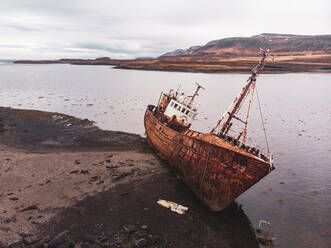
[185,110,189,115]
[181,108,186,113]
[174,103,178,108]
[170,102,174,107]
[177,106,181,111]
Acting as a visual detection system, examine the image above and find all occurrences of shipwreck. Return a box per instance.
[144,50,275,211]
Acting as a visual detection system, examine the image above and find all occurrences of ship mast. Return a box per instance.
[210,49,271,143]
[189,82,205,107]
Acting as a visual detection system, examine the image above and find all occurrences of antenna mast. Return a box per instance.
[189,82,205,106]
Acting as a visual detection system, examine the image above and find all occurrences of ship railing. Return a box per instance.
[218,134,272,163]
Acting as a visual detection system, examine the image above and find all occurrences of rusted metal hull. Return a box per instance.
[144,105,274,211]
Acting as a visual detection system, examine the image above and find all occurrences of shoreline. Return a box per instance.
[0,107,262,248]
[112,65,331,74]
[9,61,331,74]
[13,57,331,74]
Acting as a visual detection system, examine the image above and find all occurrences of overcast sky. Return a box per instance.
[1,0,330,59]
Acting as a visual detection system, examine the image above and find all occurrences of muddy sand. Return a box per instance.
[0,107,260,248]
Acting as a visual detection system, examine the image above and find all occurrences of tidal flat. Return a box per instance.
[0,107,258,248]
[0,63,330,248]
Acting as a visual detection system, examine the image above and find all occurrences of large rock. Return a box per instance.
[48,231,74,248]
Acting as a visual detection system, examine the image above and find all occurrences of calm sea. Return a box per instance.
[0,63,330,248]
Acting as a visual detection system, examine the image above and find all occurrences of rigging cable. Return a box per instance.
[255,85,270,154]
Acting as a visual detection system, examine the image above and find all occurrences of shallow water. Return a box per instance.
[0,63,330,248]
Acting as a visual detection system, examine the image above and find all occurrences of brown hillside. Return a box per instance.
[15,33,331,73]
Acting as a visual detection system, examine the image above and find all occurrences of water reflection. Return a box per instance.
[198,201,260,248]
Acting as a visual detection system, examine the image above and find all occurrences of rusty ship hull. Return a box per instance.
[144,105,274,211]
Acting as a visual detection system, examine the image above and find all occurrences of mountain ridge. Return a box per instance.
[160,33,331,57]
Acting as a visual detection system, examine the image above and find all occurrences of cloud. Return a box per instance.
[0,0,330,59]
[74,43,137,54]
[4,24,40,32]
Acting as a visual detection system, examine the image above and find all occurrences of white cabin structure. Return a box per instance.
[164,98,197,126]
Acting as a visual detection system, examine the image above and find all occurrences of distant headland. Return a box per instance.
[14,33,331,73]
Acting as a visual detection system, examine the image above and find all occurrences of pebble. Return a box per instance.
[80,169,89,174]
[20,205,39,212]
[48,230,71,248]
[123,225,137,234]
[90,176,99,181]
[81,234,98,243]
[136,238,148,247]
[106,165,118,170]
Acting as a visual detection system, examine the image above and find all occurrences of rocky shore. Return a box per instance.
[0,107,263,248]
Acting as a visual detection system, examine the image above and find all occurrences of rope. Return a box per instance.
[255,85,270,154]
